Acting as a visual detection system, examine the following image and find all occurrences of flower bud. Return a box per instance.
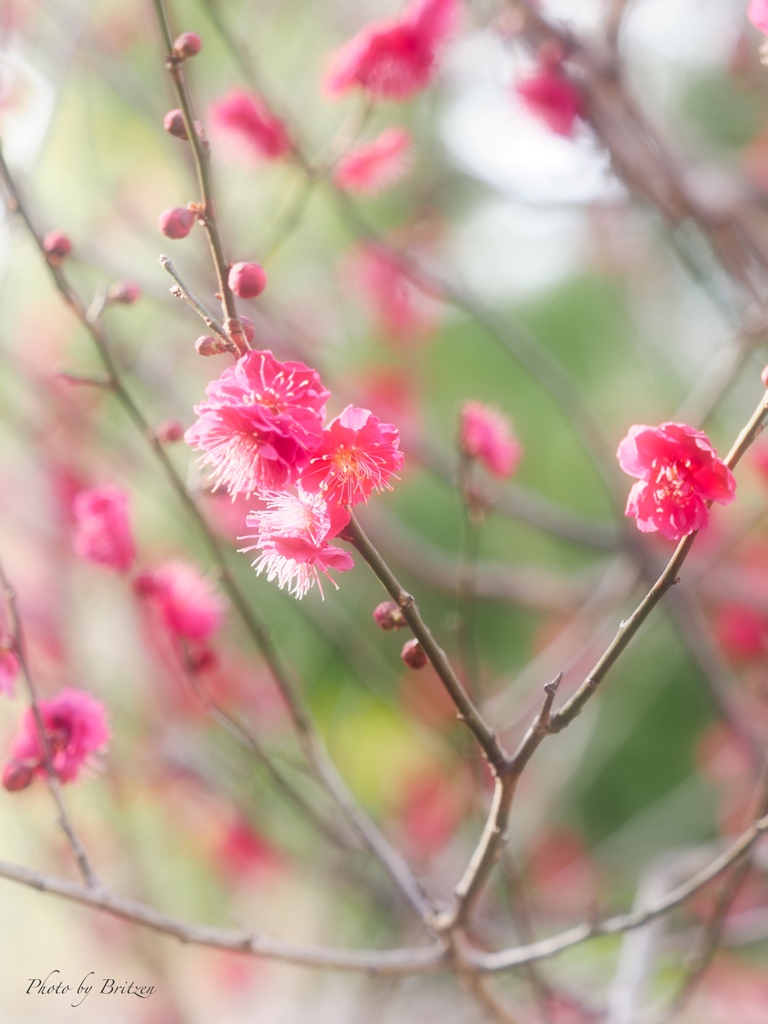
[42,230,72,260]
[762,365,768,389]
[156,419,185,443]
[173,32,202,58]
[163,108,188,139]
[373,600,406,631]
[401,638,428,669]
[195,334,228,356]
[2,761,34,792]
[133,571,157,597]
[228,261,267,299]
[158,206,196,240]
[107,280,141,304]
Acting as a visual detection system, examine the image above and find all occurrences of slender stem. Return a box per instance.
[345,512,510,775]
[159,255,233,350]
[0,558,98,887]
[150,0,248,356]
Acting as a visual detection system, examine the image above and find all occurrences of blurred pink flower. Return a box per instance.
[516,67,583,137]
[210,89,292,160]
[460,401,522,478]
[714,604,768,662]
[324,0,458,102]
[334,127,413,194]
[617,422,736,540]
[185,350,329,498]
[72,484,136,573]
[749,0,768,34]
[240,489,353,599]
[352,242,439,343]
[300,405,403,507]
[2,688,109,789]
[0,647,19,697]
[137,561,224,641]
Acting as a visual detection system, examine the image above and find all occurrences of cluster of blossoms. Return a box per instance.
[184,350,403,598]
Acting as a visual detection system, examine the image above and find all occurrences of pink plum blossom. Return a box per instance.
[324,0,459,102]
[185,350,330,498]
[135,561,224,641]
[72,485,136,573]
[210,89,292,160]
[2,688,109,789]
[460,401,522,478]
[352,242,439,343]
[300,405,403,507]
[617,422,736,540]
[749,0,768,34]
[516,67,583,138]
[240,489,353,599]
[334,127,413,194]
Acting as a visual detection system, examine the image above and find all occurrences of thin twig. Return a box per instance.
[0,557,98,888]
[159,254,234,350]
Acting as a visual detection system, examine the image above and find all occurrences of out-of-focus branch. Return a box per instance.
[0,556,98,888]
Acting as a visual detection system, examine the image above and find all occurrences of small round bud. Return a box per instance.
[107,280,141,304]
[401,638,428,669]
[2,761,34,792]
[195,334,228,356]
[173,32,203,58]
[229,261,267,299]
[163,108,188,140]
[373,601,406,631]
[156,419,185,443]
[761,365,768,389]
[42,230,72,261]
[188,646,217,673]
[240,315,255,344]
[158,206,196,240]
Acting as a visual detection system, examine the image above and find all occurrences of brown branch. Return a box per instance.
[0,858,446,975]
[0,557,98,887]
[150,0,248,355]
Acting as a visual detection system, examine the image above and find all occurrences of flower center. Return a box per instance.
[245,388,285,415]
[653,459,693,501]
[333,446,361,477]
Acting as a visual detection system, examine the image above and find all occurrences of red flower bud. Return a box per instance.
[228,261,267,299]
[158,206,196,240]
[133,571,157,597]
[163,108,188,139]
[195,334,228,356]
[156,419,185,443]
[42,230,72,260]
[107,280,141,304]
[762,365,768,389]
[373,600,406,631]
[2,761,34,792]
[173,32,202,58]
[401,638,428,669]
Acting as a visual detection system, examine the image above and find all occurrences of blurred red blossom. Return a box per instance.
[135,561,224,642]
[72,485,136,573]
[2,688,109,789]
[209,89,292,160]
[460,401,522,479]
[334,127,413,194]
[516,66,584,138]
[324,0,458,102]
[0,647,20,697]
